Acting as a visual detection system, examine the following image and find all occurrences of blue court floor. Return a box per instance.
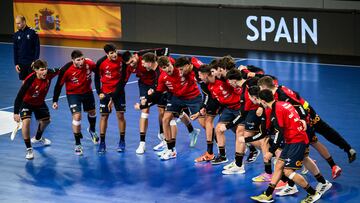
[0,42,359,203]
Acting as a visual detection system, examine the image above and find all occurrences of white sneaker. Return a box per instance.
[301,192,321,203]
[276,184,299,196]
[222,163,245,175]
[153,140,167,151]
[189,128,200,147]
[223,160,236,170]
[74,145,83,156]
[157,147,168,156]
[160,149,177,160]
[136,141,146,154]
[25,148,34,160]
[31,136,51,146]
[301,165,309,175]
[316,180,332,196]
[157,133,165,141]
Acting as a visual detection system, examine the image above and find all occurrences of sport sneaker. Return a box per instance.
[25,148,34,160]
[189,128,200,147]
[160,149,177,161]
[75,145,83,156]
[157,147,169,156]
[275,180,287,190]
[87,127,99,144]
[153,140,167,151]
[300,192,321,203]
[211,155,228,165]
[98,142,106,153]
[157,133,165,141]
[252,172,272,182]
[222,163,245,175]
[316,180,332,196]
[223,160,236,170]
[276,184,299,196]
[136,141,146,154]
[347,148,356,163]
[194,152,215,162]
[251,192,274,202]
[246,148,260,163]
[117,140,126,152]
[331,165,342,179]
[31,136,51,146]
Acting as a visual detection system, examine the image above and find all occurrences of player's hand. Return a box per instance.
[13,114,20,122]
[256,107,263,117]
[108,98,113,112]
[147,88,154,95]
[190,112,200,120]
[15,65,21,73]
[199,108,206,116]
[99,93,105,100]
[300,119,307,131]
[140,98,147,106]
[248,72,256,78]
[134,103,140,110]
[219,123,227,133]
[52,102,58,110]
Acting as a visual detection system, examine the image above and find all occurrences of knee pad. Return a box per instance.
[141,112,149,119]
[72,120,81,126]
[170,120,177,126]
[288,172,297,180]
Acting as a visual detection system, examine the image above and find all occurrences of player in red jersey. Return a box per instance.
[124,48,171,154]
[145,56,203,160]
[251,89,322,203]
[13,59,59,159]
[258,76,349,179]
[95,44,132,153]
[52,50,99,156]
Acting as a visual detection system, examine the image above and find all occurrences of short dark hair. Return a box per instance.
[142,52,157,63]
[174,57,191,68]
[219,55,236,71]
[208,59,220,70]
[226,69,242,80]
[122,51,132,63]
[248,85,260,97]
[32,59,47,70]
[103,43,116,54]
[258,76,276,89]
[198,64,211,74]
[247,77,259,87]
[157,56,170,68]
[71,50,83,60]
[259,89,274,103]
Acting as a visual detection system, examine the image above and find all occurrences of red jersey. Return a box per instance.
[156,67,200,99]
[96,56,132,94]
[271,101,308,144]
[133,55,156,86]
[54,59,95,99]
[208,79,241,110]
[14,70,58,114]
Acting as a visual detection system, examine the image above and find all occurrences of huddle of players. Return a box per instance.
[13,44,357,202]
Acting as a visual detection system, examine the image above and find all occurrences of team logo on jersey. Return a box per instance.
[71,76,79,84]
[18,36,21,40]
[27,34,30,39]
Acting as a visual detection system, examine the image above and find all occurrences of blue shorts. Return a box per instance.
[244,110,261,131]
[279,143,308,170]
[20,102,50,120]
[166,94,202,116]
[205,97,221,116]
[100,93,126,113]
[138,81,154,100]
[219,107,242,123]
[66,92,95,114]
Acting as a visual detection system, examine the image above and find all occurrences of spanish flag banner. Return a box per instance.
[13,0,122,40]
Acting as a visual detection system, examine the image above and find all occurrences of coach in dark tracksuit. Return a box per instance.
[13,16,40,80]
